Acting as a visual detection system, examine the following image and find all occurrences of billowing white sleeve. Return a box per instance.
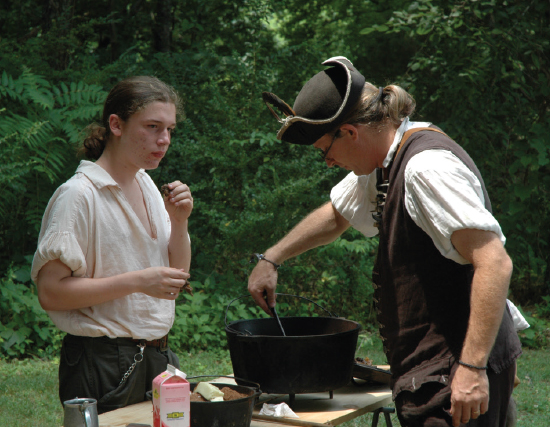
[31,183,90,283]
[405,149,505,264]
[330,172,379,237]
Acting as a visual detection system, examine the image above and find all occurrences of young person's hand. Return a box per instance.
[139,266,191,300]
[163,181,193,223]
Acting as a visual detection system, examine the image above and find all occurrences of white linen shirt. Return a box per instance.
[31,160,175,340]
[330,118,505,264]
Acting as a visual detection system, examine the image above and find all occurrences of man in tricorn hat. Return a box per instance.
[248,56,521,427]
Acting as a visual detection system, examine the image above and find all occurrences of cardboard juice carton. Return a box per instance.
[152,364,190,427]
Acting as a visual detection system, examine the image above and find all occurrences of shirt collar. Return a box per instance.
[382,117,432,168]
[76,160,145,190]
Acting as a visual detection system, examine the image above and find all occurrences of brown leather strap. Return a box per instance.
[130,334,169,351]
[395,126,448,159]
[380,126,448,181]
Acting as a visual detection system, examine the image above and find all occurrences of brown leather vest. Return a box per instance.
[372,128,521,395]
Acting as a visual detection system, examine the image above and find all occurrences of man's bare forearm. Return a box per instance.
[460,253,511,367]
[264,201,351,264]
[452,229,512,366]
[249,202,350,314]
[449,228,512,426]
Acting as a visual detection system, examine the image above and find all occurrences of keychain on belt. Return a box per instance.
[119,343,145,386]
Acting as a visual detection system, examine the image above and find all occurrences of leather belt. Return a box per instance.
[130,334,169,352]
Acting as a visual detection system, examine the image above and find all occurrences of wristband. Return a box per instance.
[251,253,281,270]
[458,360,488,370]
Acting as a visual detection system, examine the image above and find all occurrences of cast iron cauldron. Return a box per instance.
[188,376,261,427]
[225,294,361,395]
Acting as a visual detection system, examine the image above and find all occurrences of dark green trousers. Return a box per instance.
[59,334,180,414]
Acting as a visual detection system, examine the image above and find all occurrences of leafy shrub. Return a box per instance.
[169,274,265,352]
[0,263,62,359]
[0,70,106,271]
[517,301,550,349]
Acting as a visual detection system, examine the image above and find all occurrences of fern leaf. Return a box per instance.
[60,122,82,144]
[69,105,102,120]
[28,89,55,110]
[0,72,23,102]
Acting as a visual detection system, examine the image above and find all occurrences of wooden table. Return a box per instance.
[98,380,392,427]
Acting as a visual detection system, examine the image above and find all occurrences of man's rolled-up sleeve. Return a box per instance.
[330,172,379,237]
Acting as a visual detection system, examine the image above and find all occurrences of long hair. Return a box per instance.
[336,82,416,131]
[78,76,182,160]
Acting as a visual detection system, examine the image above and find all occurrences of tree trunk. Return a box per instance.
[153,0,173,53]
[110,0,120,61]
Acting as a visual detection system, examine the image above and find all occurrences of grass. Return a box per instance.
[0,348,233,427]
[0,336,548,427]
[513,347,550,426]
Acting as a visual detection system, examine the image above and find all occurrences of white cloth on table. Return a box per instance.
[259,402,299,418]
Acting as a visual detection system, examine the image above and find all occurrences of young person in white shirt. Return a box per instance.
[31,76,193,414]
[250,57,521,427]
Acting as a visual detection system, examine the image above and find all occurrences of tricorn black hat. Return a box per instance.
[262,56,366,145]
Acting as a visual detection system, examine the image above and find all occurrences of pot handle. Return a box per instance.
[224,293,338,332]
[186,375,261,393]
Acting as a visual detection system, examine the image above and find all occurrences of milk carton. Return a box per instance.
[152,364,190,427]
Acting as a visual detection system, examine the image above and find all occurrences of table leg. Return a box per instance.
[371,406,395,427]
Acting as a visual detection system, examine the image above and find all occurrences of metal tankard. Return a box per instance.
[63,398,99,427]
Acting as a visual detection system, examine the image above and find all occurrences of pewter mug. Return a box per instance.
[63,398,99,427]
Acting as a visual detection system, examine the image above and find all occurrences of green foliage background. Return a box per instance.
[1,0,549,359]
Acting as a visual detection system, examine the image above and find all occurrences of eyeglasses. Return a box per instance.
[319,131,339,161]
